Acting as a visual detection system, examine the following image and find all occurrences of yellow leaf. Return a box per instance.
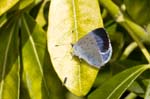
[47,0,104,96]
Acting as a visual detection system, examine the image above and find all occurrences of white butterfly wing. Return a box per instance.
[73,33,103,68]
[92,28,112,66]
[73,28,112,68]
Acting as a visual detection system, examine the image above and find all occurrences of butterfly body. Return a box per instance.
[73,28,112,68]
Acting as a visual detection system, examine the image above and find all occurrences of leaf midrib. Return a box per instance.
[0,23,15,98]
[106,66,146,99]
[72,0,82,93]
[22,16,50,97]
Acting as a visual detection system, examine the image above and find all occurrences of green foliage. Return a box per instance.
[88,64,150,99]
[0,0,150,99]
[124,0,150,25]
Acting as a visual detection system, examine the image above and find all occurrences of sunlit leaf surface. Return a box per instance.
[0,0,19,16]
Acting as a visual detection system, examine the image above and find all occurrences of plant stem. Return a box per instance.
[120,42,138,60]
[121,22,150,63]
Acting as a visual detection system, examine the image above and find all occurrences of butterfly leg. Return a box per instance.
[63,77,67,85]
[71,43,74,47]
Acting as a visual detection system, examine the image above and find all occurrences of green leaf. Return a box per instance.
[47,0,104,96]
[88,64,150,99]
[36,0,49,27]
[0,0,19,16]
[145,80,150,99]
[20,13,66,99]
[13,0,41,13]
[94,66,112,87]
[0,18,20,99]
[0,14,9,28]
[18,0,34,10]
[20,13,51,99]
[128,81,145,95]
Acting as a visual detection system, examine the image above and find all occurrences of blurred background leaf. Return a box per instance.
[124,0,150,25]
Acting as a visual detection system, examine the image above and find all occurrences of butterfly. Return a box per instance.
[73,28,112,68]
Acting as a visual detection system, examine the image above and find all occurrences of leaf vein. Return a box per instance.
[107,67,145,99]
[0,24,15,98]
